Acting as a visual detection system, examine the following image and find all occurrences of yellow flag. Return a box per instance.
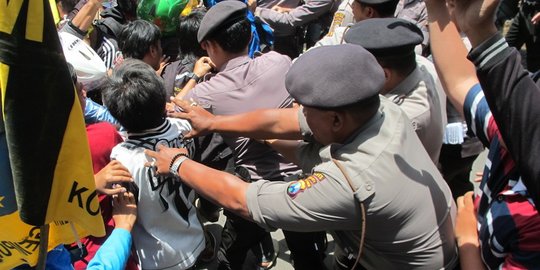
[0,0,104,267]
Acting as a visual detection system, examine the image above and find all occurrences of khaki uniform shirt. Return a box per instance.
[246,98,458,269]
[326,0,354,37]
[313,24,351,48]
[384,61,445,163]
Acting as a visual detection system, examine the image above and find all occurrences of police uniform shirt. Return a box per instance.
[313,25,351,47]
[327,0,355,37]
[183,52,299,181]
[384,58,445,163]
[246,98,458,269]
[257,0,302,9]
[255,0,339,36]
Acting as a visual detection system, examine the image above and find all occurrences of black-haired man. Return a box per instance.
[118,20,163,71]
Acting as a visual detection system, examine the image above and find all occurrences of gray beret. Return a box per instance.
[197,1,247,43]
[344,18,423,58]
[285,44,385,109]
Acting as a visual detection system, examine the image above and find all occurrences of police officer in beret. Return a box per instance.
[344,18,444,163]
[178,1,327,269]
[316,0,399,47]
[146,44,458,269]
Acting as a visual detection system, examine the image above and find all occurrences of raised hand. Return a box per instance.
[449,0,499,46]
[193,56,216,78]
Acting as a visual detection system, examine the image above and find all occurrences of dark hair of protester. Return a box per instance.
[116,0,137,20]
[363,0,400,18]
[207,18,251,54]
[178,8,207,63]
[119,20,161,59]
[56,0,79,15]
[377,53,417,77]
[102,59,166,132]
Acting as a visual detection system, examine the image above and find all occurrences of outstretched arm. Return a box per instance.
[168,98,303,140]
[146,146,251,219]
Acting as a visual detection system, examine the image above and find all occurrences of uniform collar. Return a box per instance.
[314,102,385,162]
[218,55,251,72]
[385,65,422,98]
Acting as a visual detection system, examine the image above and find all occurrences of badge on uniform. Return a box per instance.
[287,172,326,198]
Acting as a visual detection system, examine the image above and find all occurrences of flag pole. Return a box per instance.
[36,224,49,270]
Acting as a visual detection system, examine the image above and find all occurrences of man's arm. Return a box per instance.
[169,98,303,140]
[453,0,540,207]
[426,0,478,118]
[59,0,102,38]
[255,0,334,35]
[264,139,302,165]
[146,146,251,219]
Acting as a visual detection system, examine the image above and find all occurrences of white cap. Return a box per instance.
[58,31,106,85]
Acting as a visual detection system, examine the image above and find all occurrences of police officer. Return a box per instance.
[344,18,444,163]
[146,44,458,269]
[314,0,399,47]
[180,2,327,269]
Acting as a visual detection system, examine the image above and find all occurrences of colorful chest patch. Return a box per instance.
[287,172,326,198]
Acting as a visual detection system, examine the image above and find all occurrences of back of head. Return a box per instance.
[116,0,137,20]
[119,20,161,59]
[197,1,251,53]
[285,44,385,111]
[178,8,207,63]
[56,0,79,15]
[102,59,166,132]
[344,18,423,75]
[359,0,399,18]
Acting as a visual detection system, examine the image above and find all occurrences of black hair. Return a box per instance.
[119,20,162,59]
[116,0,137,20]
[363,0,399,18]
[57,0,79,15]
[177,8,207,64]
[376,52,417,77]
[101,59,167,132]
[207,18,251,54]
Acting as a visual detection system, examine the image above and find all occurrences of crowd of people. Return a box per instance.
[15,0,540,268]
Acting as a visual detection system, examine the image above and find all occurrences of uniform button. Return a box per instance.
[497,195,505,201]
[365,184,372,191]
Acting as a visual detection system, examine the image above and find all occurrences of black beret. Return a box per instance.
[285,44,385,109]
[197,1,247,43]
[344,18,423,58]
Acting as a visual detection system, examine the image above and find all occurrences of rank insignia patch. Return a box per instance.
[287,172,326,198]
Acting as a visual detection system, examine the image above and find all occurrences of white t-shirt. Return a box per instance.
[111,118,204,270]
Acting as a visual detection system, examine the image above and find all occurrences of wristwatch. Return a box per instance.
[169,155,188,178]
[186,72,200,82]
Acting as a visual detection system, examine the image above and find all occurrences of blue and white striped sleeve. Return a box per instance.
[463,83,492,147]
